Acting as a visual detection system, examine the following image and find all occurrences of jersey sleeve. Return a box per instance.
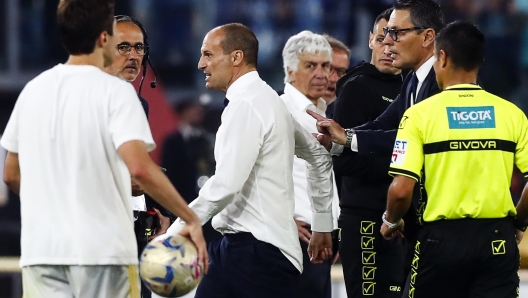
[108,82,155,152]
[514,109,528,177]
[388,107,423,181]
[0,87,26,153]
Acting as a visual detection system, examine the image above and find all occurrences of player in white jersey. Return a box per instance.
[1,1,207,297]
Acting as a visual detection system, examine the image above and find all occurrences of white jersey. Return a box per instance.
[1,64,155,267]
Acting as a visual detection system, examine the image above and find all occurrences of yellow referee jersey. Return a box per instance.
[389,84,528,222]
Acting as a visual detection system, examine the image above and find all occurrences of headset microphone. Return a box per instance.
[149,59,158,88]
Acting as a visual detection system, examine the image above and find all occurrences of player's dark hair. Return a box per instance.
[394,0,445,34]
[435,21,485,71]
[219,23,259,68]
[57,0,115,55]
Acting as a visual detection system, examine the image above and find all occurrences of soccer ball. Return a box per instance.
[140,234,204,297]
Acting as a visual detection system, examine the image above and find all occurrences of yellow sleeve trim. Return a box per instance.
[389,167,420,182]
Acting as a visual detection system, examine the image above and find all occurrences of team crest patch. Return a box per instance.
[446,106,495,129]
[391,140,407,166]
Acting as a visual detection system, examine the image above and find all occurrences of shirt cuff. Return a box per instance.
[351,134,358,152]
[311,212,333,232]
[166,219,185,235]
[330,143,344,156]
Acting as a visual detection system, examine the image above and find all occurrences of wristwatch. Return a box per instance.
[382,211,402,229]
[344,128,355,147]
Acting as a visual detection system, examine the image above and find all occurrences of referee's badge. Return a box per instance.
[446,106,496,129]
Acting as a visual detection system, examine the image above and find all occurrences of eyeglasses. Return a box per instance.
[329,66,347,78]
[383,27,426,42]
[116,42,147,56]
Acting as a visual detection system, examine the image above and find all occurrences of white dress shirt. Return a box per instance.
[168,71,334,272]
[281,83,340,229]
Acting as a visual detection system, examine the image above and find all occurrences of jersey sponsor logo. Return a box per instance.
[447,106,495,129]
[362,282,376,295]
[449,140,497,150]
[363,266,376,280]
[360,221,375,235]
[391,140,407,166]
[382,96,394,103]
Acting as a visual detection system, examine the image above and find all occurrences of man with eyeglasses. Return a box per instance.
[309,0,445,296]
[104,15,170,298]
[322,35,350,120]
[279,30,341,298]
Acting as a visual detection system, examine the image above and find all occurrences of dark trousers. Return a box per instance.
[339,213,405,297]
[195,233,300,298]
[408,218,519,298]
[298,238,332,298]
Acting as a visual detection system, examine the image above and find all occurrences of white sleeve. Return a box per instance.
[1,89,25,153]
[171,99,263,228]
[330,143,344,156]
[109,82,155,151]
[351,134,358,152]
[292,118,334,232]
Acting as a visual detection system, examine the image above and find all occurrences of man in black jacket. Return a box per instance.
[312,0,444,157]
[332,8,405,297]
[309,1,445,296]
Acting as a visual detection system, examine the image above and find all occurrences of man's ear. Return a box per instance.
[368,32,374,50]
[440,49,448,68]
[423,29,435,48]
[287,67,296,83]
[231,50,244,66]
[97,31,108,48]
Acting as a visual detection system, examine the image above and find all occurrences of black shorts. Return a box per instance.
[409,218,519,298]
[338,213,406,297]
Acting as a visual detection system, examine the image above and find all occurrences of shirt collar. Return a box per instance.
[415,56,435,83]
[225,71,260,102]
[445,84,482,90]
[284,82,327,113]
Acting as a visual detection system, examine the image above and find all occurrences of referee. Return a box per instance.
[381,21,528,298]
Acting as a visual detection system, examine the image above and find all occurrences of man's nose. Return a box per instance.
[197,58,205,70]
[329,69,339,83]
[315,66,328,79]
[383,33,393,46]
[383,45,392,56]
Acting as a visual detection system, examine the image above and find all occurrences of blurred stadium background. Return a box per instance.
[1,0,528,297]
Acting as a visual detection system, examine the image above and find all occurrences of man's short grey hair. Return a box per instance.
[282,31,332,84]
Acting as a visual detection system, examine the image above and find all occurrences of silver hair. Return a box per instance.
[282,30,333,84]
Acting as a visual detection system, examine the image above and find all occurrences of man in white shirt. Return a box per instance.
[280,30,342,298]
[168,23,334,298]
[1,1,206,297]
